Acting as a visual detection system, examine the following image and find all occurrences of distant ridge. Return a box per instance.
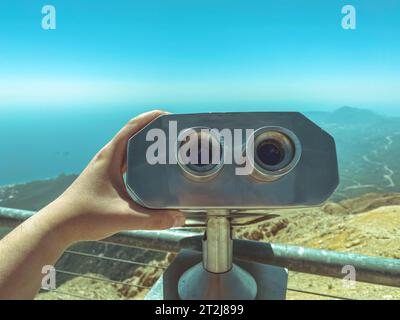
[331,106,382,122]
[306,106,384,125]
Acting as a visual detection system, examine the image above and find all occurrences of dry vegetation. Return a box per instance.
[37,193,400,300]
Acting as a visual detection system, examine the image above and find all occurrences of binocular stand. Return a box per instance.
[146,210,288,300]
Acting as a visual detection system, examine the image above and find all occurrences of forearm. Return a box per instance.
[0,202,73,299]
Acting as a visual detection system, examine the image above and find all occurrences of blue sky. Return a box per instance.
[0,0,399,114]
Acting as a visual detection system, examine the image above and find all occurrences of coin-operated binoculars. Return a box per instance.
[126,112,339,300]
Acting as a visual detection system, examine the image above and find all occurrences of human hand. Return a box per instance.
[39,110,186,244]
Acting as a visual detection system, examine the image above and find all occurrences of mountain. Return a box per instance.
[0,107,400,209]
[307,106,382,125]
[305,107,400,200]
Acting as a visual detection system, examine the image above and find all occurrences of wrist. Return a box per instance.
[33,198,80,250]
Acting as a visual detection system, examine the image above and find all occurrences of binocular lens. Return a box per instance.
[178,129,223,180]
[256,140,285,166]
[189,135,214,169]
[250,127,301,181]
[177,126,300,182]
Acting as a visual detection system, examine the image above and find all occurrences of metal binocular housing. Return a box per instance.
[125,112,339,211]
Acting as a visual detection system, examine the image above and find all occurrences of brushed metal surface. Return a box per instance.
[126,112,339,210]
[144,249,288,300]
[178,263,257,300]
[202,210,232,273]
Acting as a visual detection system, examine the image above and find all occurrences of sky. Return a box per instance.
[0,0,400,114]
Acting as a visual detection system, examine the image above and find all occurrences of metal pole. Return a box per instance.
[202,209,232,273]
[1,207,400,288]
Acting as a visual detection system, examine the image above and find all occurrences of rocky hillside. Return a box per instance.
[36,192,400,300]
[0,174,77,211]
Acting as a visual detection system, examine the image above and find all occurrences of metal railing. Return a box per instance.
[1,206,400,300]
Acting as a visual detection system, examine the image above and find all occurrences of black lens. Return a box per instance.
[184,136,212,167]
[256,140,284,166]
[195,137,213,167]
[180,131,222,173]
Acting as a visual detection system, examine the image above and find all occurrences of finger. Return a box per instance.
[113,110,168,173]
[113,110,167,147]
[89,110,166,172]
[119,210,186,230]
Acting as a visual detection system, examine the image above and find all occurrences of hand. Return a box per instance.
[38,110,186,244]
[0,110,187,299]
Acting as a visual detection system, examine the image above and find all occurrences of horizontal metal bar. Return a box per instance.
[56,269,151,290]
[236,240,400,288]
[1,207,400,288]
[64,249,167,270]
[179,236,400,288]
[0,207,199,252]
[0,207,35,229]
[40,287,93,300]
[104,229,199,253]
[286,287,353,300]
